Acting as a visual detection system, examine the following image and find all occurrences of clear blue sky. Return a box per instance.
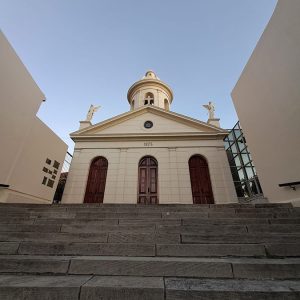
[0,0,277,152]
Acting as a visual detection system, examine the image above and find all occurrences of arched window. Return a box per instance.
[144,92,154,105]
[131,100,135,110]
[164,99,169,110]
[84,156,108,203]
[189,155,214,204]
[138,156,158,204]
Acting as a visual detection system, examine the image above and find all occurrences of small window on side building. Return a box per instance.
[53,161,60,169]
[47,179,54,188]
[42,177,47,185]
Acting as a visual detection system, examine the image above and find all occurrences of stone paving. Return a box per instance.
[0,203,299,299]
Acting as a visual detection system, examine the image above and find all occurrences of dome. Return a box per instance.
[127,71,173,111]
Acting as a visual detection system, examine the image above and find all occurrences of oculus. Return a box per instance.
[144,121,153,129]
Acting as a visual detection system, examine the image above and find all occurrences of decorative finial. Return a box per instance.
[203,101,215,119]
[86,104,100,122]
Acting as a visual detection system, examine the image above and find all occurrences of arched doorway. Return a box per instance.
[138,156,158,204]
[189,155,214,204]
[84,156,108,203]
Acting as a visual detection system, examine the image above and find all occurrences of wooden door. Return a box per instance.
[138,156,158,204]
[189,155,214,204]
[84,157,108,203]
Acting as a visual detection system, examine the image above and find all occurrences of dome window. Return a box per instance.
[144,92,154,105]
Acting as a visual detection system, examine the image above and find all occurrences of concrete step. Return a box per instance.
[0,274,92,300]
[0,255,70,274]
[1,230,299,245]
[0,232,109,243]
[182,218,270,225]
[17,242,156,256]
[61,224,157,233]
[247,224,300,233]
[181,233,300,244]
[1,255,299,279]
[157,224,247,234]
[0,211,297,222]
[34,218,181,226]
[68,256,300,279]
[80,275,164,300]
[270,218,300,224]
[158,224,300,235]
[0,232,176,245]
[0,243,19,255]
[3,241,291,257]
[0,202,298,300]
[0,224,61,233]
[165,278,300,300]
[0,274,298,300]
[0,219,35,225]
[0,232,179,244]
[34,218,119,225]
[61,223,247,234]
[157,243,266,257]
[75,212,164,219]
[0,216,298,227]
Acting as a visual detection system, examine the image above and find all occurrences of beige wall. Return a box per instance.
[4,117,68,203]
[231,0,300,205]
[0,30,44,184]
[0,30,68,203]
[62,139,237,204]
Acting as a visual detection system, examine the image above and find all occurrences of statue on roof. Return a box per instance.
[86,104,100,122]
[203,101,215,119]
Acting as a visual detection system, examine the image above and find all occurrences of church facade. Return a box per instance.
[62,71,237,204]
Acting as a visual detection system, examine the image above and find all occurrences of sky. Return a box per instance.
[0,0,277,152]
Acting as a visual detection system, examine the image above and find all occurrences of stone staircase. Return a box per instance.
[0,203,299,299]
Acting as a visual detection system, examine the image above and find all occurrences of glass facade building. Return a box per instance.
[224,122,263,199]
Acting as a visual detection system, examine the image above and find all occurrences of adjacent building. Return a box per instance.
[0,31,68,203]
[231,0,300,206]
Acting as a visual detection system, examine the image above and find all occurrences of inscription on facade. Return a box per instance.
[144,142,153,147]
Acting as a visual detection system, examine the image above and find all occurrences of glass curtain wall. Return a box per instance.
[224,122,263,198]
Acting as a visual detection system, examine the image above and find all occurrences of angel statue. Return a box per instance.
[203,101,215,119]
[86,104,101,122]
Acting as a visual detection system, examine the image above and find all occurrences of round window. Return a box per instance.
[144,121,153,129]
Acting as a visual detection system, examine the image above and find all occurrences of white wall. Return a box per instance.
[231,0,300,205]
[62,139,237,204]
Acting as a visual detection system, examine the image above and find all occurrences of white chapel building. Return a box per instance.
[62,71,237,204]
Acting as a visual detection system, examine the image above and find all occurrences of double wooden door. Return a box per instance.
[138,156,158,204]
[189,155,214,204]
[84,157,108,203]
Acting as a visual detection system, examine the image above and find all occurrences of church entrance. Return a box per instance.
[138,156,158,204]
[189,155,214,204]
[84,156,108,203]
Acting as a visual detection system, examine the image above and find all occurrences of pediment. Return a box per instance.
[71,106,226,137]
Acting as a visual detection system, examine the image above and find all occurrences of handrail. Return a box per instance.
[278,181,300,191]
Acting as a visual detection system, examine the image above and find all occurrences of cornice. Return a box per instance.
[72,106,226,136]
[71,132,227,142]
